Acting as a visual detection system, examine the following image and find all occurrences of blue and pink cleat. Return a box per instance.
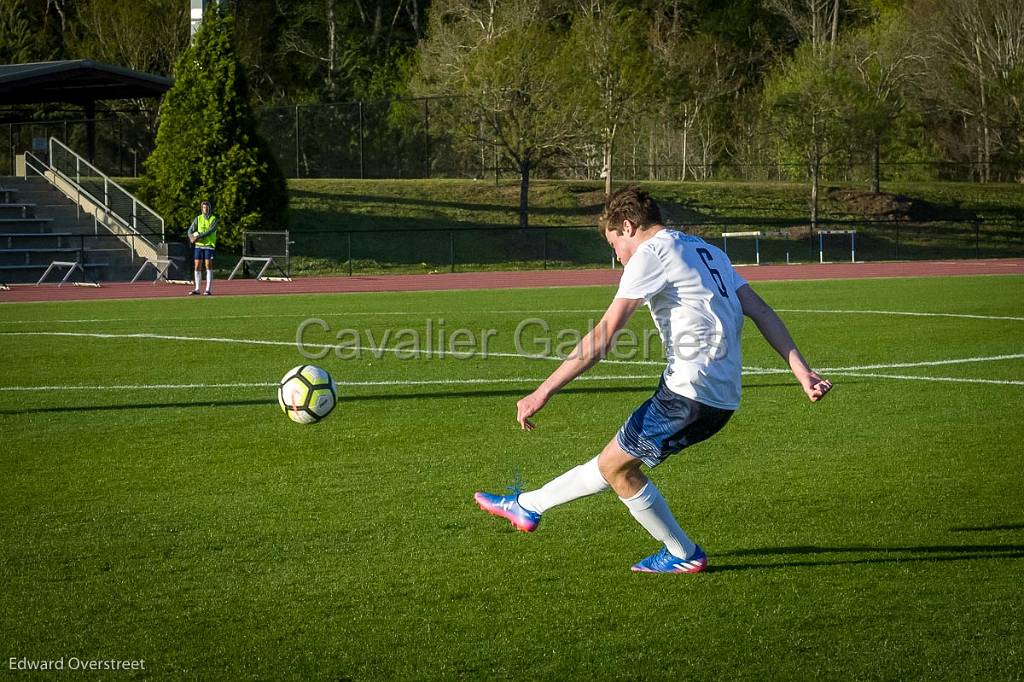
[473,492,542,532]
[631,545,708,574]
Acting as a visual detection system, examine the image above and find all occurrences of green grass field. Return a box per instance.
[2,275,1023,679]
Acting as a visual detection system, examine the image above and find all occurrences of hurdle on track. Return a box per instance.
[229,230,292,281]
[131,257,184,284]
[818,230,857,263]
[36,260,100,287]
[722,231,762,265]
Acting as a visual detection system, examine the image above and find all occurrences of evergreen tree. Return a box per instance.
[140,5,286,248]
[0,0,47,63]
[0,0,67,152]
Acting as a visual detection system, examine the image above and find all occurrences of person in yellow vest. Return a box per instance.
[187,200,217,296]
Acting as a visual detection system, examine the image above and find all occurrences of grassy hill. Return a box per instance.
[284,179,1024,274]
[119,177,1023,274]
[288,178,1024,229]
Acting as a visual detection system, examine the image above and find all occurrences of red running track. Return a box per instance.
[1,259,1021,304]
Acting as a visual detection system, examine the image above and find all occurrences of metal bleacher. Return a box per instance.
[0,180,111,284]
[1,138,170,284]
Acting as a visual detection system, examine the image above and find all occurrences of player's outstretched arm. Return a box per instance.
[737,284,833,402]
[516,297,645,430]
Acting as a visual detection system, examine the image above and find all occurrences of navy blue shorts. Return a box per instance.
[616,378,734,468]
[194,246,214,261]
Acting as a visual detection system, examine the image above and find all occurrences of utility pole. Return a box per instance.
[190,0,213,41]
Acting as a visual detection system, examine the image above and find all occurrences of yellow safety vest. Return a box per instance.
[195,214,217,247]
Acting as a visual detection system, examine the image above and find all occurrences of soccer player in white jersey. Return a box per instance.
[474,186,833,574]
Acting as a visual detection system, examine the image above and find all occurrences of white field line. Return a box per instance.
[0,330,666,367]
[2,330,1022,376]
[2,307,1021,326]
[3,369,1023,392]
[0,382,275,391]
[833,371,1024,386]
[0,375,658,392]
[820,353,1024,372]
[0,310,610,325]
[776,308,1024,322]
[0,312,433,325]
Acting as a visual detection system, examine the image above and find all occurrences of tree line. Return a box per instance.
[2,0,1021,228]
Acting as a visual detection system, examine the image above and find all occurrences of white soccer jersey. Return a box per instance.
[615,229,747,409]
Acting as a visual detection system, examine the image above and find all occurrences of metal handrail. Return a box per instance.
[23,151,158,252]
[47,137,165,242]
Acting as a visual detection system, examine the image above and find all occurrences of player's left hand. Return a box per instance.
[516,390,549,431]
[802,371,833,402]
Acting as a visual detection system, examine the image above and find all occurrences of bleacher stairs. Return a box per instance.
[0,176,138,284]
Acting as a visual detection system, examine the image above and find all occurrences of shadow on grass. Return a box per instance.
[290,188,511,215]
[290,189,601,219]
[340,381,811,403]
[707,543,1024,573]
[0,398,271,416]
[0,388,658,415]
[950,522,1024,532]
[0,382,814,415]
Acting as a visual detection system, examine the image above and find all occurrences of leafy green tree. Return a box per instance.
[232,0,425,105]
[62,0,188,153]
[650,28,744,181]
[913,0,1024,182]
[140,5,287,248]
[415,0,582,227]
[567,1,655,196]
[763,44,869,226]
[839,8,926,192]
[1001,63,1024,179]
[67,0,188,78]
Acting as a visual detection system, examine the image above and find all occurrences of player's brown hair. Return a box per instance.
[598,186,663,235]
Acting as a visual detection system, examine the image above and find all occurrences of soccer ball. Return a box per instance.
[278,365,338,424]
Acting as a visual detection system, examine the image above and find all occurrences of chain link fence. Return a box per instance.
[282,225,613,276]
[2,112,156,179]
[6,97,1019,183]
[269,218,1024,277]
[3,220,1019,284]
[684,218,1024,265]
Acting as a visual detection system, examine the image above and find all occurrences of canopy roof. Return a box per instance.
[0,60,172,105]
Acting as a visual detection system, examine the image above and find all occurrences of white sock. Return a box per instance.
[518,456,608,515]
[619,481,697,559]
[194,271,200,290]
[205,269,213,291]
